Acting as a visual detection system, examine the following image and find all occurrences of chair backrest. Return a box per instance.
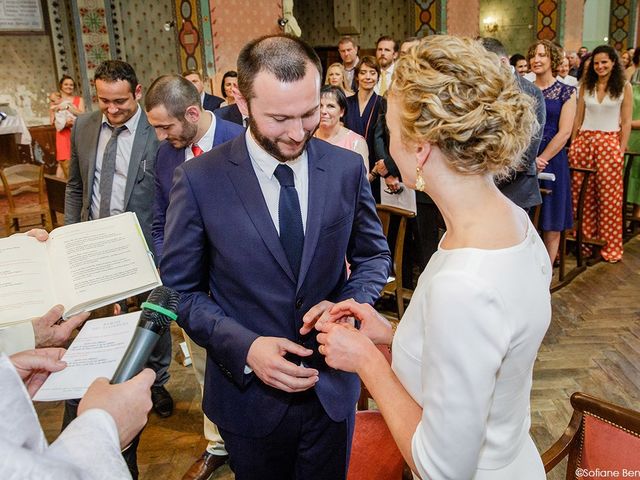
[44,174,67,227]
[542,392,640,479]
[0,164,45,210]
[375,204,416,283]
[347,410,404,480]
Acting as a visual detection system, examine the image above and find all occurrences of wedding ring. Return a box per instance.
[319,345,326,355]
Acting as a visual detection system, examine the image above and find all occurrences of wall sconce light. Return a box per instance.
[483,16,499,33]
[163,20,175,32]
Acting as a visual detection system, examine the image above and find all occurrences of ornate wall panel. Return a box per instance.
[609,0,637,51]
[414,0,443,37]
[536,0,559,41]
[175,0,205,73]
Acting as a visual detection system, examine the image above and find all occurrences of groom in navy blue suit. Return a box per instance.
[161,35,391,479]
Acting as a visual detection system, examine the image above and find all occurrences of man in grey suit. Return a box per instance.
[63,60,168,479]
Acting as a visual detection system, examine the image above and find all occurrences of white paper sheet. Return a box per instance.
[33,312,139,402]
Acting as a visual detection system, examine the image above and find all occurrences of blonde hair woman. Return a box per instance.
[311,36,549,479]
[324,62,354,96]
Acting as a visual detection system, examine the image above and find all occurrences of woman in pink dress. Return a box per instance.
[49,75,84,179]
[314,85,369,171]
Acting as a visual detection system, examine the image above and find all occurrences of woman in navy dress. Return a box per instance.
[344,56,384,201]
[527,40,577,263]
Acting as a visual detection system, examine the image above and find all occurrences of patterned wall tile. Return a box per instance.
[0,36,57,124]
[536,0,560,42]
[209,0,281,76]
[118,0,180,92]
[609,0,636,51]
[479,0,536,56]
[415,0,443,37]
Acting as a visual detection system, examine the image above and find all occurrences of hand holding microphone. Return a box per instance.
[111,286,180,384]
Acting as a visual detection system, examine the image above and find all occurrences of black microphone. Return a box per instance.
[111,286,180,384]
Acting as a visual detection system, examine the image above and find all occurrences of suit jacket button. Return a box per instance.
[295,298,303,309]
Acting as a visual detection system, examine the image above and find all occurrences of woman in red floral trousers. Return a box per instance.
[570,45,632,263]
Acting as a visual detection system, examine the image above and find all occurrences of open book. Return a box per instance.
[0,212,160,328]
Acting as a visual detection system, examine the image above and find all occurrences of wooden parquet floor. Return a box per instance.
[34,236,640,479]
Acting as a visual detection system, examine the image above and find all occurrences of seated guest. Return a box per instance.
[183,69,224,111]
[314,85,368,166]
[344,56,384,201]
[324,63,354,96]
[314,35,549,479]
[0,347,153,479]
[220,70,238,107]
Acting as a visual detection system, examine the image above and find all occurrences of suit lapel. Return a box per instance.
[123,109,150,207]
[297,140,327,289]
[226,136,296,284]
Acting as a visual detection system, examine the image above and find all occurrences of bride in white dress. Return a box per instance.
[313,35,551,479]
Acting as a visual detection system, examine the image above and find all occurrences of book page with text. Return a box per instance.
[47,213,160,317]
[0,235,57,327]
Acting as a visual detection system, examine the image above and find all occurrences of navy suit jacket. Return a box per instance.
[161,136,391,437]
[203,93,224,111]
[152,117,243,262]
[214,103,244,126]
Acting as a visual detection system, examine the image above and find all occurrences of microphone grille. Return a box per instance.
[143,286,180,328]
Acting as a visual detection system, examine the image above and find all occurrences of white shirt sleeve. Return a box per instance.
[411,271,511,480]
[0,322,36,355]
[0,354,131,480]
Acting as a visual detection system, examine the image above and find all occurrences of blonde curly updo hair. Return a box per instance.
[390,35,538,179]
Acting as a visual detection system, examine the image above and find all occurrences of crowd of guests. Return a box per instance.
[3,29,638,480]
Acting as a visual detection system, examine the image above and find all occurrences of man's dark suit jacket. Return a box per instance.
[152,117,244,262]
[497,75,546,209]
[160,135,391,438]
[203,93,224,111]
[64,108,159,254]
[214,103,244,126]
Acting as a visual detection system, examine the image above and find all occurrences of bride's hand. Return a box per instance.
[316,299,393,345]
[316,323,374,373]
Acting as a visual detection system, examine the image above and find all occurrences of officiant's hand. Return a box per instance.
[10,348,67,397]
[32,305,89,348]
[25,228,49,242]
[79,369,154,449]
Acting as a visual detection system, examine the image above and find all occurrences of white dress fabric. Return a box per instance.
[392,218,551,480]
[0,354,131,479]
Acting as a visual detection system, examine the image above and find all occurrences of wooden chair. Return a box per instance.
[542,392,640,478]
[553,167,604,292]
[0,164,51,234]
[623,152,640,241]
[376,205,416,319]
[44,174,67,228]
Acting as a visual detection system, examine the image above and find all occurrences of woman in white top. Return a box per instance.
[569,44,632,262]
[311,36,550,479]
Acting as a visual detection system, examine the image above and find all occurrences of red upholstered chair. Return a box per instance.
[347,410,405,480]
[542,392,640,479]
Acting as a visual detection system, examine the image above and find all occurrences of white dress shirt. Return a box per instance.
[90,105,143,220]
[185,111,217,161]
[374,62,396,95]
[0,354,130,479]
[245,128,309,234]
[557,74,578,87]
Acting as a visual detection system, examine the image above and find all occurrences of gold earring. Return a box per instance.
[415,165,425,192]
